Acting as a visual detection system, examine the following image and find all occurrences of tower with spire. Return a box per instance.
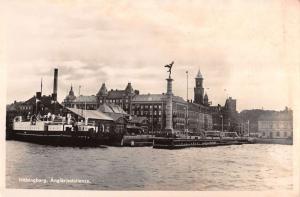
[63,85,76,107]
[194,69,204,105]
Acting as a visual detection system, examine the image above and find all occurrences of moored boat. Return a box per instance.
[8,115,109,147]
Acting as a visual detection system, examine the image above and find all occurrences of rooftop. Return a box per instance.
[66,107,113,121]
[74,95,98,103]
[132,94,186,103]
[258,111,293,121]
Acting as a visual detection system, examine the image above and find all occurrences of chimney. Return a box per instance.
[36,92,41,99]
[52,68,58,101]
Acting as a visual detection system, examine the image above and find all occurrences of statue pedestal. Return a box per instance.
[165,78,174,134]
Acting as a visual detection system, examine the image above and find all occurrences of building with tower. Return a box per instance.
[129,68,214,134]
[194,70,205,105]
[62,82,139,114]
[64,85,76,107]
[193,69,210,106]
[61,69,219,134]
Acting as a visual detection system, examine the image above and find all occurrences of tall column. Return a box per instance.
[165,78,174,134]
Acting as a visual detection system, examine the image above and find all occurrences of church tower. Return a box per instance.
[194,69,204,105]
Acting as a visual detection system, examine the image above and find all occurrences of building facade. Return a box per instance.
[131,94,213,134]
[209,97,240,134]
[62,70,214,134]
[258,109,293,139]
[63,82,139,114]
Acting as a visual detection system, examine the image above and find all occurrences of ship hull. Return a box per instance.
[7,130,109,147]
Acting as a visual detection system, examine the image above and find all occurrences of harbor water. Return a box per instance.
[6,141,293,190]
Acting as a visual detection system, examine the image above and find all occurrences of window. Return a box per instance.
[150,105,152,109]
[158,105,161,109]
[276,132,280,137]
[284,132,287,137]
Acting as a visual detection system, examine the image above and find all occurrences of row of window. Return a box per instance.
[132,104,162,110]
[99,99,129,104]
[133,111,162,116]
[20,106,32,111]
[75,104,98,110]
[260,121,292,129]
[262,131,289,137]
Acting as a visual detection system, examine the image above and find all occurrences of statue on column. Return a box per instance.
[164,61,174,78]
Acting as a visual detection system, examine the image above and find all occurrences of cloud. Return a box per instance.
[4,0,300,111]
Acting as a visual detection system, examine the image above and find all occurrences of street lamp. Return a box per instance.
[220,115,223,132]
[186,70,189,135]
[247,120,250,137]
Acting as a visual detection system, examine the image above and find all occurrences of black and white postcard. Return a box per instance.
[1,1,300,197]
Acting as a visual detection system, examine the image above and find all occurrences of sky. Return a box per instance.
[2,0,300,111]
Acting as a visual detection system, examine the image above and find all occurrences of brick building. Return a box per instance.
[63,82,139,114]
[131,94,212,134]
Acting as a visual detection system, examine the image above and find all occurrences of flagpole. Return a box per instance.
[41,77,43,95]
[186,70,189,135]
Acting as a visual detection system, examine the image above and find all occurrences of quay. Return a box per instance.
[153,137,251,149]
[120,135,154,147]
[251,138,293,145]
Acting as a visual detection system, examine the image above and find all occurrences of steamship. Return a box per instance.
[6,68,110,147]
[9,115,109,147]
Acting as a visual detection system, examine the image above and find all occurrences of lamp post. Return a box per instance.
[220,115,223,132]
[247,120,250,137]
[152,104,154,133]
[186,70,189,135]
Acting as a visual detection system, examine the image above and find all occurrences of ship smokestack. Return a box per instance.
[52,68,58,101]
